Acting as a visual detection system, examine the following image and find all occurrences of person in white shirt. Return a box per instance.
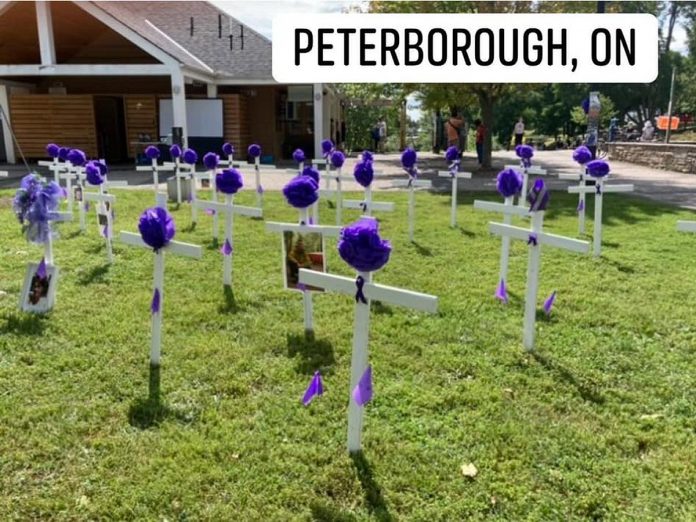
[514,117,525,146]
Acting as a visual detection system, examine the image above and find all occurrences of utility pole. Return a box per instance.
[665,66,677,143]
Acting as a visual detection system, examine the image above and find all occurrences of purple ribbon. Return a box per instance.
[527,233,538,246]
[297,282,307,292]
[205,208,216,216]
[449,162,460,177]
[36,257,47,279]
[596,184,602,195]
[151,288,161,314]
[495,278,508,304]
[220,238,232,256]
[102,224,109,238]
[360,202,367,213]
[84,201,90,212]
[577,199,585,212]
[355,275,368,304]
[257,185,264,195]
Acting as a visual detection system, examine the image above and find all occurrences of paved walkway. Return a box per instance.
[2,149,695,209]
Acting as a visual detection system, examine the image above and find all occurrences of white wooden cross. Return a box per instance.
[194,196,262,286]
[77,172,127,233]
[198,164,222,240]
[504,164,549,207]
[162,157,188,205]
[319,167,355,226]
[234,162,279,213]
[489,211,589,351]
[342,182,394,218]
[266,206,341,332]
[677,220,696,234]
[163,161,199,223]
[84,189,116,263]
[298,267,438,453]
[567,177,634,257]
[558,166,589,234]
[389,177,432,242]
[38,158,68,184]
[473,197,531,289]
[438,169,472,227]
[120,231,202,366]
[136,158,173,208]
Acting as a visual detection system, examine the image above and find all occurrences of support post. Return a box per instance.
[593,180,604,257]
[499,196,513,284]
[35,1,56,65]
[151,250,165,366]
[523,212,544,351]
[170,68,188,149]
[313,83,324,159]
[223,195,233,286]
[450,176,458,228]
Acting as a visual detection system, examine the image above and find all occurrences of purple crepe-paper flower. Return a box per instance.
[248,143,261,158]
[362,150,373,162]
[95,160,108,176]
[352,365,373,406]
[495,279,508,304]
[283,176,318,209]
[401,148,417,170]
[527,179,549,212]
[355,275,368,304]
[572,145,593,165]
[302,165,320,184]
[221,238,233,256]
[216,168,243,194]
[338,218,392,273]
[496,168,523,198]
[302,371,324,406]
[138,207,175,251]
[586,159,610,178]
[577,199,585,212]
[183,148,198,165]
[203,152,220,170]
[46,143,60,158]
[222,142,234,156]
[67,149,87,166]
[85,161,105,186]
[330,150,345,169]
[151,288,160,314]
[321,139,334,157]
[543,291,556,316]
[145,145,160,160]
[14,173,64,244]
[58,147,70,161]
[170,144,182,159]
[515,144,534,160]
[353,160,374,188]
[36,257,47,278]
[445,146,459,163]
[292,148,306,165]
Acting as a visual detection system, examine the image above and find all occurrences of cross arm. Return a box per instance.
[84,192,115,204]
[320,173,355,183]
[473,200,530,217]
[0,171,7,177]
[298,269,439,314]
[438,170,472,179]
[105,180,129,188]
[193,198,262,218]
[489,222,590,254]
[120,231,203,258]
[504,164,548,175]
[568,183,634,194]
[558,173,584,181]
[135,165,174,172]
[342,200,395,212]
[390,180,432,189]
[53,211,73,222]
[266,221,341,236]
[677,220,696,233]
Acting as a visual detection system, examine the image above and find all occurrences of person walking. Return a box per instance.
[514,117,525,146]
[378,117,387,153]
[445,113,464,148]
[475,119,486,166]
[371,121,380,151]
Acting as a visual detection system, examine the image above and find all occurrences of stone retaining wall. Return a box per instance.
[608,142,696,174]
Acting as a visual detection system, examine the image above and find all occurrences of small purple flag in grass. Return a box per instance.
[302,371,324,406]
[495,279,508,304]
[151,288,161,314]
[543,291,557,317]
[352,365,373,406]
[36,257,47,279]
[220,239,233,256]
[577,199,585,212]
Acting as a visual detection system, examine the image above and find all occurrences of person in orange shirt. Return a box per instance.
[475,119,486,166]
[445,113,463,148]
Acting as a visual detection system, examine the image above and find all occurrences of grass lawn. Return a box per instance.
[1,186,696,520]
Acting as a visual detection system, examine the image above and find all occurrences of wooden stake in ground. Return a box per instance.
[135,146,173,208]
[488,180,589,351]
[343,156,394,218]
[567,160,633,257]
[120,208,202,366]
[299,217,438,452]
[439,170,472,228]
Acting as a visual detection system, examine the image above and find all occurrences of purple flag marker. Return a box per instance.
[543,291,557,317]
[220,238,232,256]
[577,199,585,212]
[352,365,373,406]
[495,278,508,304]
[36,257,47,279]
[257,185,264,195]
[302,371,324,406]
[151,288,161,314]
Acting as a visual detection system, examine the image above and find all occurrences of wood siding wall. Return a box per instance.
[10,94,97,158]
[220,94,250,154]
[124,95,157,157]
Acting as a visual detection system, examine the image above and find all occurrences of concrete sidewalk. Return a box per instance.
[3,149,696,209]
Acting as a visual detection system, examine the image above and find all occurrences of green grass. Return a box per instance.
[1,187,696,520]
